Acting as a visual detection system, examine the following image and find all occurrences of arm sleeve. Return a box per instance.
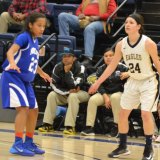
[51,65,70,95]
[52,64,61,83]
[14,33,28,48]
[99,0,117,20]
[24,0,48,17]
[64,71,76,89]
[119,63,128,72]
[64,64,85,89]
[74,65,85,86]
[75,0,85,16]
[96,66,107,94]
[50,83,70,95]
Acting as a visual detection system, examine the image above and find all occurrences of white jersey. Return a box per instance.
[121,35,156,80]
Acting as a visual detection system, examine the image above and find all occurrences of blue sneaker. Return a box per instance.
[10,141,35,156]
[24,141,45,154]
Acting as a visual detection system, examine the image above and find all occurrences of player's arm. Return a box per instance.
[36,66,52,82]
[6,44,21,73]
[7,33,29,73]
[146,39,160,74]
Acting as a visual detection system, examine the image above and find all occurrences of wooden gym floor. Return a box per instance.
[0,122,160,160]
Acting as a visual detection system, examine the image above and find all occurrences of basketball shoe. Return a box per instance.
[38,123,54,132]
[24,141,45,154]
[108,145,131,158]
[142,145,153,160]
[63,126,76,135]
[10,140,35,156]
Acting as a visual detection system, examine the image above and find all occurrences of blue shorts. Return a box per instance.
[0,72,38,109]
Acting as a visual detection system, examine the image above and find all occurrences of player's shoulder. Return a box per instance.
[116,39,123,50]
[146,38,156,46]
[144,35,156,49]
[17,31,29,38]
[141,35,157,54]
[118,36,128,46]
[15,31,30,43]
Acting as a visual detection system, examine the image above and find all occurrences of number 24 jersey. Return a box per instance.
[121,34,156,80]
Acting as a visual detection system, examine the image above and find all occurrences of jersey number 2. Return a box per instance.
[28,57,38,74]
[129,63,141,73]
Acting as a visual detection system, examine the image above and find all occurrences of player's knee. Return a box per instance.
[141,111,151,121]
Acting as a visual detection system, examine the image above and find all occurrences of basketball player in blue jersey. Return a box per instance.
[89,13,160,160]
[0,12,52,156]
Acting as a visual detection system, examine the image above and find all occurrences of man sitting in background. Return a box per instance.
[0,0,49,33]
[38,47,90,135]
[58,0,117,66]
[81,49,129,136]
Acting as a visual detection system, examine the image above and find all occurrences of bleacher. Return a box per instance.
[0,0,142,65]
[0,0,140,66]
[0,0,160,135]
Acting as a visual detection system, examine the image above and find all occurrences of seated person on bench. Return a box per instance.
[38,47,90,135]
[81,48,129,136]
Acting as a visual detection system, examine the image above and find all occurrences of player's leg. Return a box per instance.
[10,107,35,156]
[141,111,154,160]
[24,108,45,154]
[140,76,158,160]
[108,108,131,158]
[1,72,35,156]
[108,78,140,158]
[23,84,45,154]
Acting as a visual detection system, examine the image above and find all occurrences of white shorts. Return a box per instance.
[121,75,159,112]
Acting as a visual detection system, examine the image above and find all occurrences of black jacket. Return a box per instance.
[97,63,128,94]
[50,60,85,95]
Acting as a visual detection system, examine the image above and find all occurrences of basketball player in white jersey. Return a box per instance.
[89,13,160,160]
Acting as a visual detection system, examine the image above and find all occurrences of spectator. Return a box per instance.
[38,47,90,135]
[0,0,49,33]
[58,0,117,66]
[81,49,129,136]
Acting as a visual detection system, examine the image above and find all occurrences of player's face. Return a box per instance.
[29,18,46,37]
[125,17,141,35]
[104,50,114,65]
[62,54,75,65]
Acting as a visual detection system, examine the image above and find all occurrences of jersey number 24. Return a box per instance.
[129,63,141,73]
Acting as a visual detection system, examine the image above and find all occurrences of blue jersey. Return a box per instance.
[2,31,39,82]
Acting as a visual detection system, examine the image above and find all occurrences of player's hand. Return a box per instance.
[88,81,100,94]
[40,72,52,83]
[7,63,21,73]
